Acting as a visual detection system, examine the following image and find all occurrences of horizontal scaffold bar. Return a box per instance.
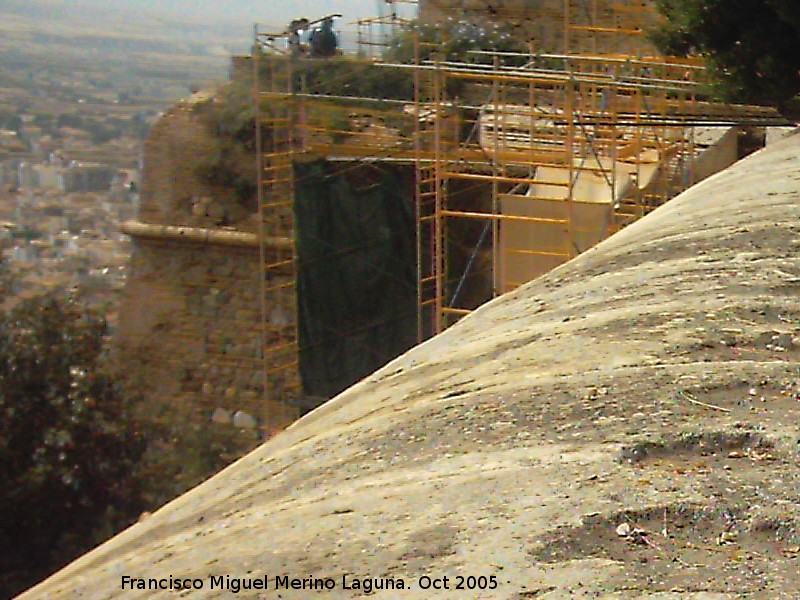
[264,258,296,270]
[440,210,569,224]
[442,307,472,315]
[264,280,295,293]
[498,194,616,206]
[443,172,571,186]
[386,62,698,93]
[264,361,300,375]
[467,50,706,71]
[567,25,645,36]
[264,340,298,354]
[504,249,570,257]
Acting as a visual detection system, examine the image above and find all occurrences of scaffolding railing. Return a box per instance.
[564,0,663,55]
[405,44,710,337]
[250,4,787,348]
[253,26,303,427]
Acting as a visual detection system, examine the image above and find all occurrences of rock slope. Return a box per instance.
[21,132,800,599]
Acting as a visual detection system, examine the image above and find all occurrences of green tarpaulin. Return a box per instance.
[294,161,417,400]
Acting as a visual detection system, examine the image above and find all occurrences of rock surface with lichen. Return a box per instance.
[20,132,800,598]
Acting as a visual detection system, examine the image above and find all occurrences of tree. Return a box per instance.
[652,0,800,118]
[0,294,145,598]
[386,19,528,66]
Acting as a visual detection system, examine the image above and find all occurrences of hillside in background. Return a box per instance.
[1,0,380,41]
[0,1,247,68]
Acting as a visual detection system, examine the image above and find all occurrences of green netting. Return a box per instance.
[294,160,417,400]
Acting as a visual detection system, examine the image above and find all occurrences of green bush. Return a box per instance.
[0,291,257,597]
[386,20,529,66]
[193,79,258,211]
[652,0,800,117]
[0,294,146,597]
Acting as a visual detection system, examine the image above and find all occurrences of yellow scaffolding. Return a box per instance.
[411,43,707,337]
[253,26,303,426]
[250,4,784,349]
[564,0,663,55]
[351,0,419,59]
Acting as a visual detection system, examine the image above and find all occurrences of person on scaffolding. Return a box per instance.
[309,16,338,58]
[287,18,309,57]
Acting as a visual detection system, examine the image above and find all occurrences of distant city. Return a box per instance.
[0,0,242,323]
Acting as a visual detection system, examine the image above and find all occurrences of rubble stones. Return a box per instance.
[232,410,257,429]
[772,332,794,350]
[211,407,232,424]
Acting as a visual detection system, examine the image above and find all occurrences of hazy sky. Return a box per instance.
[39,1,413,30]
[144,0,388,26]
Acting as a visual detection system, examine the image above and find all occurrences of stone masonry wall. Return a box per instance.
[138,91,256,232]
[118,236,297,434]
[117,89,298,437]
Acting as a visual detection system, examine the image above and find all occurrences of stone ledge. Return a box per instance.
[120,220,293,249]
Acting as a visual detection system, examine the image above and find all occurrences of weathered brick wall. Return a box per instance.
[138,97,214,225]
[117,236,297,433]
[118,90,298,436]
[138,93,256,232]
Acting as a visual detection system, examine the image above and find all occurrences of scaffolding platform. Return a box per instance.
[251,2,785,364]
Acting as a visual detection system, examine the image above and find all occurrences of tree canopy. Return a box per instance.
[0,292,256,597]
[653,0,800,117]
[0,295,145,597]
